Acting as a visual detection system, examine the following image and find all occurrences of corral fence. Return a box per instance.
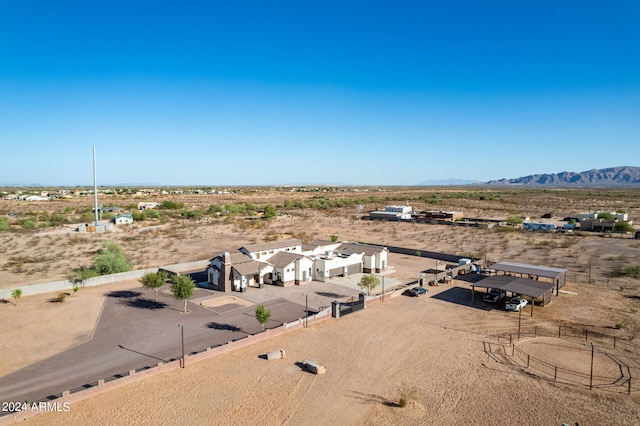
[0,307,331,420]
[484,325,640,395]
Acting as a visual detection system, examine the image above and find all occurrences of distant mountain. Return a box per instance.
[418,178,479,186]
[485,166,640,187]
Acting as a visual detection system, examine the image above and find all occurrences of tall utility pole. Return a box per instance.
[93,146,99,227]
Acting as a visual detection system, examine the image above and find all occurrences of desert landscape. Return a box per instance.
[1,187,640,425]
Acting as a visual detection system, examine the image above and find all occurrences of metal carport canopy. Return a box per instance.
[490,261,566,279]
[473,275,555,299]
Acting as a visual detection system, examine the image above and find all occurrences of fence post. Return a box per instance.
[585,330,588,342]
[558,325,561,338]
[535,326,537,337]
[614,336,616,350]
[527,354,530,368]
[510,334,512,346]
[629,378,632,396]
[554,366,557,381]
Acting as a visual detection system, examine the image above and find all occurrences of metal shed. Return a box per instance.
[490,261,567,296]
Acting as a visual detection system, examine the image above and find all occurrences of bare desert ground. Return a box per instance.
[6,277,640,426]
[1,188,640,424]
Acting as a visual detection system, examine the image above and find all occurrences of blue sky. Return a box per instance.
[1,1,639,186]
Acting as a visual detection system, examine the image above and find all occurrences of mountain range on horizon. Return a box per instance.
[483,166,640,187]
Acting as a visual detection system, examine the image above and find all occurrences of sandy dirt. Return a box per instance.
[13,280,640,426]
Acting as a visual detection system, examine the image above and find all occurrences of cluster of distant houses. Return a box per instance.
[368,206,636,235]
[206,239,388,293]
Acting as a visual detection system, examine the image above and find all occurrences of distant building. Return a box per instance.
[578,211,628,221]
[369,205,413,221]
[414,210,464,222]
[137,202,159,210]
[114,213,134,225]
[579,218,616,232]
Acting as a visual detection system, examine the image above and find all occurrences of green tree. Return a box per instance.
[140,271,168,301]
[614,221,635,234]
[11,288,22,305]
[330,235,339,242]
[255,304,271,332]
[597,212,614,220]
[358,274,380,296]
[93,240,132,275]
[263,204,277,219]
[170,274,195,314]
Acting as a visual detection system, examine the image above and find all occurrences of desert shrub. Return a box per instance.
[615,319,629,329]
[92,240,132,275]
[623,265,640,278]
[145,209,160,219]
[181,209,203,219]
[245,202,259,215]
[79,211,94,223]
[49,214,68,226]
[263,204,277,219]
[208,204,223,214]
[159,200,185,210]
[132,211,147,221]
[398,397,407,408]
[506,215,523,225]
[21,220,36,229]
[293,200,308,209]
[53,292,67,303]
[0,217,9,230]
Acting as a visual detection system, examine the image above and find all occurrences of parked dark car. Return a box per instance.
[483,289,506,303]
[409,287,428,297]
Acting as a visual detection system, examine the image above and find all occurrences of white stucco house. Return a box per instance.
[206,239,390,292]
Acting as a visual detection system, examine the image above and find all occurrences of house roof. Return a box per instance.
[301,243,319,252]
[209,252,253,264]
[336,242,387,257]
[232,260,271,276]
[268,251,306,268]
[240,239,301,253]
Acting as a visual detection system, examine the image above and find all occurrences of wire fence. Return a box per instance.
[565,271,639,291]
[485,325,639,395]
